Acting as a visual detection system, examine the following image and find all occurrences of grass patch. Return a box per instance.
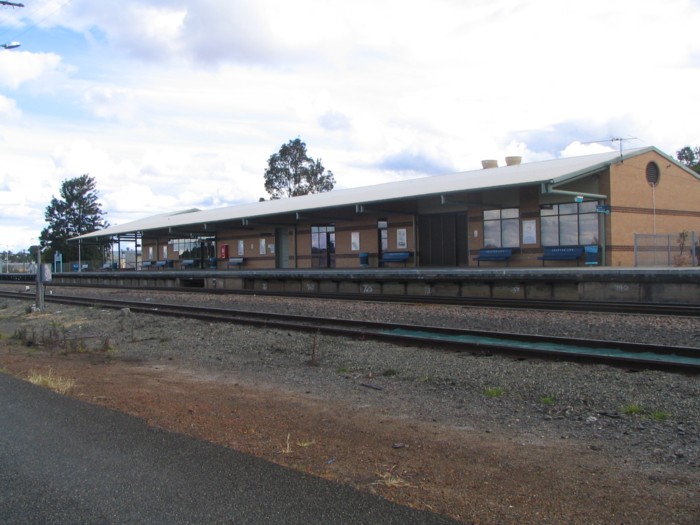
[621,404,669,420]
[650,410,670,421]
[373,470,412,488]
[540,395,556,405]
[484,386,505,398]
[622,403,645,416]
[27,369,75,395]
[336,366,352,374]
[382,368,397,377]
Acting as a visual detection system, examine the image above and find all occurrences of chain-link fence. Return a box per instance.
[634,231,698,267]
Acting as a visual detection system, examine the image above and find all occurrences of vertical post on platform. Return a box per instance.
[35,246,44,311]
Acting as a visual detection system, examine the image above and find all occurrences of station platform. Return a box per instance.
[46,267,700,305]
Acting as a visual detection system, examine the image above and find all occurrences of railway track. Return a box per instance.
[2,289,698,372]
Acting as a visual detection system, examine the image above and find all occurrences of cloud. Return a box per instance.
[0,51,62,89]
[378,149,455,175]
[0,94,20,118]
[318,111,351,132]
[2,0,700,252]
[506,118,641,159]
[82,86,136,120]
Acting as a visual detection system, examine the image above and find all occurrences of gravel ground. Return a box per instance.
[2,285,699,476]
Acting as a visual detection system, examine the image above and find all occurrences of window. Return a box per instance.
[378,220,388,252]
[483,208,520,248]
[540,201,598,246]
[311,226,335,253]
[646,161,660,187]
[168,236,215,259]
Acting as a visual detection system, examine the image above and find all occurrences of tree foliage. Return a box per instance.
[263,138,335,199]
[676,146,700,174]
[39,174,108,263]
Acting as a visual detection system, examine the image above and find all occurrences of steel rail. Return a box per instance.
[2,290,698,372]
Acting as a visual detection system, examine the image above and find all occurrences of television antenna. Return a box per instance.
[582,137,638,161]
[0,1,24,7]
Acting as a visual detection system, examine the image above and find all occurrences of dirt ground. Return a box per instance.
[1,338,698,525]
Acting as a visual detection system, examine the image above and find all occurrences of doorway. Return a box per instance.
[417,213,469,266]
[311,225,335,268]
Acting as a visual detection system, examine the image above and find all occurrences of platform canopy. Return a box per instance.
[72,146,679,242]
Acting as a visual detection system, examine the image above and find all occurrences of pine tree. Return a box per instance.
[40,174,108,263]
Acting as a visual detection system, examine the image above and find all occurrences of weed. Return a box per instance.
[336,366,352,374]
[372,467,412,488]
[27,369,75,395]
[100,337,117,353]
[622,403,645,416]
[296,438,316,447]
[12,327,28,342]
[540,395,556,405]
[281,433,293,454]
[382,368,397,377]
[484,387,505,398]
[621,404,670,421]
[650,411,670,421]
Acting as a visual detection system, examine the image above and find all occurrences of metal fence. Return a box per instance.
[634,231,698,267]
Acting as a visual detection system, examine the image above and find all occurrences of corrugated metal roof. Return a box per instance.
[75,147,649,240]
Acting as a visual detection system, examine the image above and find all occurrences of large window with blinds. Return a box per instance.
[540,201,599,246]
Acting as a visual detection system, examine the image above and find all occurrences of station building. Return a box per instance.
[74,147,700,269]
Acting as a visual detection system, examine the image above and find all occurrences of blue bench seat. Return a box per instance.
[474,248,513,266]
[538,246,584,266]
[227,257,244,268]
[379,251,412,266]
[181,259,196,269]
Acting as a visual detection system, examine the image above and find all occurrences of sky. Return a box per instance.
[1,0,699,252]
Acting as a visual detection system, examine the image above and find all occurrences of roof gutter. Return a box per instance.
[541,183,607,200]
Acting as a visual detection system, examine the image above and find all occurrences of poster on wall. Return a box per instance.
[522,219,537,245]
[397,228,407,249]
[351,232,360,251]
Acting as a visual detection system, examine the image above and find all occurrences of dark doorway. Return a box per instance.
[417,213,469,266]
[311,225,335,268]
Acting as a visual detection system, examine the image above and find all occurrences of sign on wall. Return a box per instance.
[397,229,407,249]
[522,219,537,245]
[351,232,360,251]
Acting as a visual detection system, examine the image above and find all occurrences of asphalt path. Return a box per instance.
[0,373,458,524]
